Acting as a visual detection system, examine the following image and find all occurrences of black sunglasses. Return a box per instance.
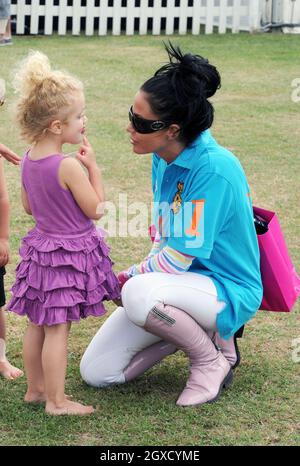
[129,106,171,134]
[0,99,5,107]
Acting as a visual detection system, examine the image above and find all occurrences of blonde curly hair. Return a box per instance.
[12,50,84,144]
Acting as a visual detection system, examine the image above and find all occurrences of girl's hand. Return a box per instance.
[0,144,21,165]
[0,239,9,267]
[117,271,131,290]
[112,270,131,306]
[76,136,97,170]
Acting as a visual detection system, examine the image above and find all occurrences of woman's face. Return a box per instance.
[127,90,173,155]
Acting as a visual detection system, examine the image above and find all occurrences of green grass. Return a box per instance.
[0,33,299,446]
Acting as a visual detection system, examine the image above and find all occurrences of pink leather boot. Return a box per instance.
[124,341,177,382]
[209,326,244,369]
[213,334,239,369]
[144,303,233,407]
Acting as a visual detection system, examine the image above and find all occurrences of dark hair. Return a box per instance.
[141,42,221,145]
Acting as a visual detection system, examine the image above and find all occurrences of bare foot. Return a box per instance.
[45,399,95,416]
[0,359,24,380]
[25,392,73,404]
[24,391,45,404]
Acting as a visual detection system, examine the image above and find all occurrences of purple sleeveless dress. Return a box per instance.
[7,151,120,326]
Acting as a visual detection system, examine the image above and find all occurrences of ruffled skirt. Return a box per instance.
[7,226,120,326]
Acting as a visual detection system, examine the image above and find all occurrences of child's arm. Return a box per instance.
[59,138,104,221]
[21,186,32,215]
[0,158,10,266]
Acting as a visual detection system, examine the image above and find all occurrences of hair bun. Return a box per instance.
[12,50,51,95]
[181,53,208,73]
[141,41,222,145]
[188,55,221,98]
[164,42,221,99]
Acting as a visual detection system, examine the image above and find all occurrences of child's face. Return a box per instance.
[62,93,87,145]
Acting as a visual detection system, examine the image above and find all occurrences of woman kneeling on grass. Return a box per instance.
[80,43,263,407]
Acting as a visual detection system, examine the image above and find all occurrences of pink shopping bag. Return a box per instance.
[254,206,300,312]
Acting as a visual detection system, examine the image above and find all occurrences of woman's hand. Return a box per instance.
[0,239,9,267]
[76,136,98,170]
[0,144,21,165]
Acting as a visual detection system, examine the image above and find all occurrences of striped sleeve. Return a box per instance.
[146,230,166,259]
[127,245,194,277]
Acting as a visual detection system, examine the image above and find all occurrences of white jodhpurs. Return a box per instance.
[80,272,225,387]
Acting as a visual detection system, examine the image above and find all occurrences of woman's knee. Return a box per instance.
[80,351,126,388]
[80,306,141,387]
[79,355,97,386]
[79,357,107,387]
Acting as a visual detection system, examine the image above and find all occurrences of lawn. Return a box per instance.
[0,32,299,446]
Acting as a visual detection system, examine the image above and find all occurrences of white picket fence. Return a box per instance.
[10,0,262,36]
